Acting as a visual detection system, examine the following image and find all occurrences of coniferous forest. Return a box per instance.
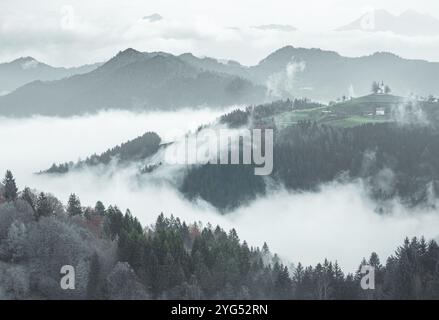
[3,1,439,304]
[1,171,439,300]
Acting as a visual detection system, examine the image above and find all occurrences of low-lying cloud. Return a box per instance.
[391,96,430,126]
[0,108,236,178]
[2,3,439,68]
[266,59,306,98]
[2,110,439,272]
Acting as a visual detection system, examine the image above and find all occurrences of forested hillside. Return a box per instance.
[0,49,266,117]
[40,99,439,211]
[3,46,439,117]
[185,104,439,210]
[42,132,161,174]
[1,171,439,299]
[0,57,101,94]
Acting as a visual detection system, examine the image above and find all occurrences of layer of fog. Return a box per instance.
[0,108,240,178]
[3,2,439,68]
[25,163,439,273]
[391,96,430,126]
[266,59,306,99]
[2,110,439,272]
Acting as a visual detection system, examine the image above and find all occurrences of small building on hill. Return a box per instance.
[376,107,386,116]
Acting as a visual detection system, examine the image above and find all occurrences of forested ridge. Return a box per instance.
[39,99,439,212]
[183,122,439,210]
[1,171,439,299]
[183,100,439,210]
[42,132,161,174]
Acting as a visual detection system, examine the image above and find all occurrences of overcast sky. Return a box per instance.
[1,0,439,66]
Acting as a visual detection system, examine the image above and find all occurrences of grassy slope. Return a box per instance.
[274,94,404,128]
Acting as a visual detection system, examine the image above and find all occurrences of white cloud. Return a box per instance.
[252,24,297,32]
[2,110,439,272]
[1,1,439,66]
[266,59,306,98]
[142,13,163,23]
[60,5,77,30]
[0,108,233,178]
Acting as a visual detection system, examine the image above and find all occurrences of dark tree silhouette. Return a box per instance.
[2,170,18,201]
[67,193,82,216]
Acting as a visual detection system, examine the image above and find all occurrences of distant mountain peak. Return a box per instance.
[252,24,297,32]
[258,45,340,65]
[99,48,147,71]
[0,56,101,93]
[400,9,423,17]
[116,48,143,57]
[369,51,401,59]
[179,52,196,59]
[13,56,37,62]
[337,9,439,36]
[10,56,41,70]
[143,13,163,22]
[273,45,340,55]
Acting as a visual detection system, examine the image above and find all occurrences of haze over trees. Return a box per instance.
[0,49,265,117]
[2,40,439,301]
[0,57,101,94]
[2,46,439,116]
[1,171,439,299]
[42,132,162,174]
[2,171,17,202]
[38,96,439,212]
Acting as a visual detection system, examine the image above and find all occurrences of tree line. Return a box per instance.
[1,171,439,299]
[183,119,439,211]
[43,132,161,174]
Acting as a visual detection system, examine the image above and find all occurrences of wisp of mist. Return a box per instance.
[1,109,439,272]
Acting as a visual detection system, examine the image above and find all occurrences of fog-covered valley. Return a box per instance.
[3,0,439,300]
[2,109,439,274]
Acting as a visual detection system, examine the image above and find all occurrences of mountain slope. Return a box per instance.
[0,57,101,94]
[178,52,250,79]
[3,46,439,115]
[249,46,439,101]
[42,131,162,174]
[337,9,439,36]
[0,49,265,117]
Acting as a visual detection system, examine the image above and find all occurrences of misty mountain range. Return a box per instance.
[0,57,101,95]
[251,46,439,101]
[1,46,439,116]
[40,96,439,212]
[337,9,439,36]
[252,24,297,32]
[0,49,265,116]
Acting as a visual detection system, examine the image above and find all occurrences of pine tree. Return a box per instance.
[293,262,304,283]
[87,253,101,299]
[21,187,36,213]
[371,81,380,94]
[262,242,270,255]
[369,252,381,269]
[95,201,106,215]
[2,170,18,201]
[274,264,292,299]
[385,85,391,94]
[67,193,82,216]
[36,192,52,218]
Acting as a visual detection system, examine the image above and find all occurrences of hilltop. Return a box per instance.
[3,46,439,116]
[273,93,439,128]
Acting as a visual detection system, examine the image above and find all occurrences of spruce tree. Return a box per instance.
[2,170,18,201]
[36,192,52,218]
[21,187,36,213]
[67,193,82,216]
[371,81,380,94]
[369,252,381,269]
[95,201,106,215]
